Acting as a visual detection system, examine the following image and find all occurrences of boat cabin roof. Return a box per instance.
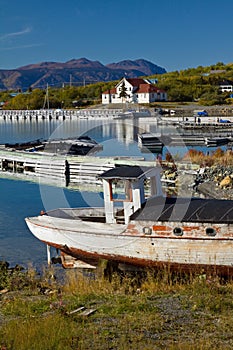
[99,165,159,180]
[131,196,233,224]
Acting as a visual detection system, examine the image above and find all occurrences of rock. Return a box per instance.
[197,181,228,199]
[166,172,177,180]
[219,176,232,189]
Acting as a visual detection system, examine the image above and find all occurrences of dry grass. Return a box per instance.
[183,148,233,167]
[1,267,233,349]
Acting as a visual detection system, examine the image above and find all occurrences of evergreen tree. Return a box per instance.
[119,81,128,101]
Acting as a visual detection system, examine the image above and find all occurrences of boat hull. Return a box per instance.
[25,215,233,275]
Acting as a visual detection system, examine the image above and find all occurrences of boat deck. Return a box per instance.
[47,207,125,224]
[45,196,233,225]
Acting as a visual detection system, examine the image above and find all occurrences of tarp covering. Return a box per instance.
[131,196,233,224]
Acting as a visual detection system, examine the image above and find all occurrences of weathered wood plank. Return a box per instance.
[80,308,96,317]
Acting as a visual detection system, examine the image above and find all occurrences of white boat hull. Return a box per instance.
[25,214,233,274]
[25,165,233,275]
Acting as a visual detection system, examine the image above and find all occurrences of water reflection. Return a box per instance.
[0,117,231,267]
[0,117,231,162]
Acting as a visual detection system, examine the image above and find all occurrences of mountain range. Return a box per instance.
[0,58,166,91]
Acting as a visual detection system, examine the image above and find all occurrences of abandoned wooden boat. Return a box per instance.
[43,136,102,155]
[25,165,233,274]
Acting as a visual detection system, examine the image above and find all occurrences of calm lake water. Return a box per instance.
[0,117,230,267]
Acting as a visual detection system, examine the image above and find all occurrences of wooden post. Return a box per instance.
[47,244,51,265]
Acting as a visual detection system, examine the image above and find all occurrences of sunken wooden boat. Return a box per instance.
[4,135,102,155]
[25,165,233,275]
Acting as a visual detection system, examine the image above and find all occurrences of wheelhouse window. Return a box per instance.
[109,179,132,202]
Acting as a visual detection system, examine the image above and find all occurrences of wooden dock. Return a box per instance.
[169,134,232,146]
[0,109,124,120]
[0,147,155,189]
[169,134,205,145]
[178,122,233,132]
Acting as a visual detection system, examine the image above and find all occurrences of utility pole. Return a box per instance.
[43,83,49,110]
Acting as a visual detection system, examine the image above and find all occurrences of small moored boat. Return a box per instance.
[204,136,230,146]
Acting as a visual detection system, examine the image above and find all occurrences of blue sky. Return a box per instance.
[1,0,233,72]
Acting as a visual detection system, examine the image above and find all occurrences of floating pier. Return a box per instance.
[138,133,233,147]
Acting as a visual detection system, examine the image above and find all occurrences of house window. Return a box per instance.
[221,86,233,92]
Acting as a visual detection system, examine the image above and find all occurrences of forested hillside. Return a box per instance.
[1,62,233,109]
[152,62,233,105]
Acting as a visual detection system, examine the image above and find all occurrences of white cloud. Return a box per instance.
[0,27,32,41]
[0,43,43,51]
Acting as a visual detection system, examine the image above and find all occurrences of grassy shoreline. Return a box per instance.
[1,263,233,349]
[0,152,232,349]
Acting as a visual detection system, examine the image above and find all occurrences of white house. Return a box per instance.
[102,78,167,104]
[219,80,233,93]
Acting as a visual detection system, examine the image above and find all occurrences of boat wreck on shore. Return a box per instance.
[25,165,233,275]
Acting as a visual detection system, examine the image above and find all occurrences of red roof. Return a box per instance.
[137,84,165,93]
[102,88,116,95]
[103,78,166,95]
[126,78,147,86]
